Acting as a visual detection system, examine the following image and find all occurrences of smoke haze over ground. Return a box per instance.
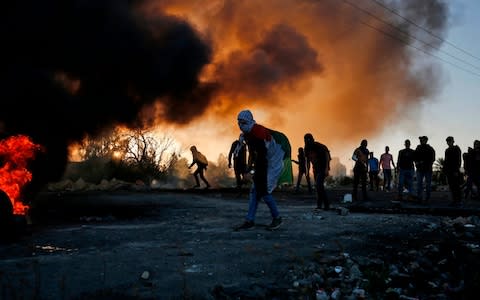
[0,0,450,195]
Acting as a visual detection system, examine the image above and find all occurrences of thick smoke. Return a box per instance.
[146,0,449,160]
[0,0,213,198]
[214,23,323,102]
[0,0,451,198]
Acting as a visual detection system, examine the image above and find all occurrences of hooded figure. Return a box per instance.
[237,109,285,194]
[234,109,284,230]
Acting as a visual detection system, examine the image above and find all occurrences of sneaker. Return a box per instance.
[234,221,255,230]
[267,217,282,230]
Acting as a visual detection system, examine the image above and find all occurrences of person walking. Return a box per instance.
[352,139,369,201]
[368,152,380,192]
[304,133,331,210]
[397,139,415,201]
[291,147,312,193]
[228,136,248,189]
[444,136,463,206]
[188,145,211,189]
[414,136,435,203]
[379,146,396,191]
[234,110,285,230]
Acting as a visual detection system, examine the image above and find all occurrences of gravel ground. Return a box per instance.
[0,189,479,299]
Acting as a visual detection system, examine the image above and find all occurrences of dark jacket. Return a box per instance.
[305,142,330,176]
[352,146,369,172]
[414,144,435,172]
[397,148,415,171]
[444,145,461,173]
[228,140,247,172]
[464,147,480,176]
[244,124,270,197]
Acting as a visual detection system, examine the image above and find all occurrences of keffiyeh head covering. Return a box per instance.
[237,110,255,133]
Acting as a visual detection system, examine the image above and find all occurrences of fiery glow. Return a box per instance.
[140,0,448,165]
[1,0,450,194]
[0,135,42,215]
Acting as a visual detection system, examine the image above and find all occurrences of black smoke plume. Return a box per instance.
[0,0,212,199]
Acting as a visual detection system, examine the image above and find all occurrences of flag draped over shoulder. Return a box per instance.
[270,130,293,186]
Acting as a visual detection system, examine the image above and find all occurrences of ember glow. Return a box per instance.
[0,135,42,215]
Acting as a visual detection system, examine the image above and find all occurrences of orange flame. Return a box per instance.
[0,135,42,215]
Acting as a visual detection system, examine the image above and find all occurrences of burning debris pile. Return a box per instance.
[0,135,42,214]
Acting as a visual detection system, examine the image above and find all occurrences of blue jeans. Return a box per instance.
[246,184,280,222]
[398,169,414,196]
[416,171,432,200]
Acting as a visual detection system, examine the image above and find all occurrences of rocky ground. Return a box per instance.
[1,188,480,299]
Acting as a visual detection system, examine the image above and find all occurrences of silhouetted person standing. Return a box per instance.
[352,139,369,201]
[292,147,312,193]
[397,139,415,201]
[464,140,480,200]
[228,136,247,189]
[414,136,435,203]
[368,152,380,191]
[379,146,396,191]
[188,146,210,189]
[304,134,331,210]
[444,136,462,206]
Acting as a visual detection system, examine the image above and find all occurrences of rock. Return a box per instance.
[140,270,150,280]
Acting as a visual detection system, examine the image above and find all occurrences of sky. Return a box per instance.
[155,0,480,174]
[362,0,480,173]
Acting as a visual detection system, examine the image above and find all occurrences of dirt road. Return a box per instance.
[0,189,479,299]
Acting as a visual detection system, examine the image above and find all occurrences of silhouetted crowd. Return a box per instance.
[350,136,479,207]
[188,110,479,231]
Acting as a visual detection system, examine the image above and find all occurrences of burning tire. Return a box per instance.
[0,190,28,241]
[0,189,14,240]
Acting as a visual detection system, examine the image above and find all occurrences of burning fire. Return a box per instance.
[0,135,42,215]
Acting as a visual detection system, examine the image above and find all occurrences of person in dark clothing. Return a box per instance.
[463,151,473,199]
[352,139,369,201]
[234,110,283,231]
[291,147,312,193]
[188,146,210,189]
[368,152,380,191]
[464,140,480,200]
[304,134,331,210]
[444,136,463,206]
[414,136,435,203]
[397,139,415,201]
[228,137,247,189]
